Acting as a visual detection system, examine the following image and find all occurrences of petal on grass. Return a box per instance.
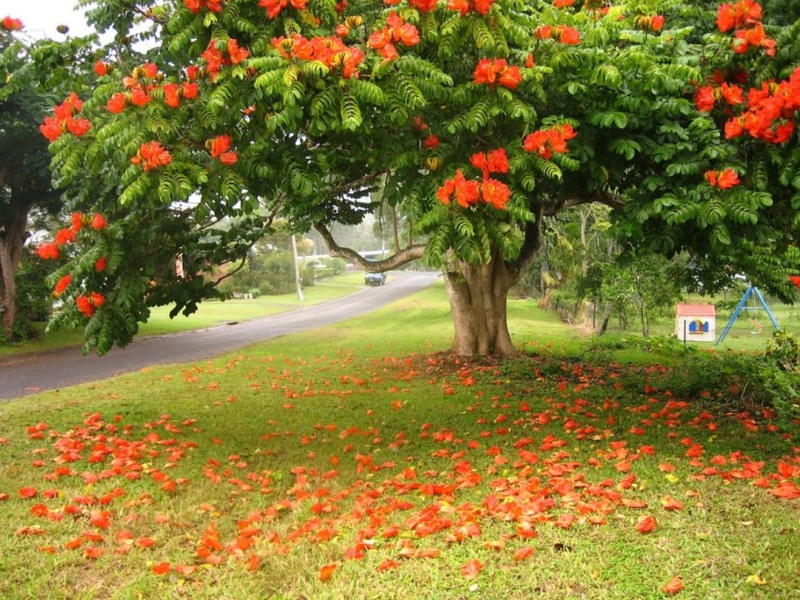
[319,563,337,581]
[662,575,683,594]
[460,559,484,579]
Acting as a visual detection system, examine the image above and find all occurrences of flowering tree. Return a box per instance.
[0,19,98,340]
[38,0,800,355]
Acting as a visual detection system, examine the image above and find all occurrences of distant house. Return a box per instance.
[675,304,716,342]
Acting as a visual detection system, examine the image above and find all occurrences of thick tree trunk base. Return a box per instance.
[443,255,518,358]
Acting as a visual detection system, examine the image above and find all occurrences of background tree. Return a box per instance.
[0,21,98,341]
[41,0,800,356]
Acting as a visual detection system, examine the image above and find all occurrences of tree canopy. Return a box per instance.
[31,0,800,355]
[0,20,98,340]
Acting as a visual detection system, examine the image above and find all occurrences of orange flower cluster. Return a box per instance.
[437,171,479,208]
[634,14,665,32]
[259,0,307,19]
[473,59,522,90]
[522,123,577,160]
[131,141,172,171]
[717,0,775,56]
[106,63,198,114]
[184,0,224,13]
[437,149,511,210]
[553,0,575,7]
[207,135,238,165]
[76,292,105,318]
[1,16,23,30]
[54,274,72,296]
[386,0,437,11]
[724,69,800,143]
[39,93,91,142]
[446,0,497,16]
[37,213,108,300]
[705,168,741,189]
[694,81,744,112]
[201,39,249,78]
[272,34,365,79]
[368,12,420,60]
[534,25,581,45]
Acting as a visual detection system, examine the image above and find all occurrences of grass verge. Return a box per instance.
[0,273,366,357]
[0,286,797,599]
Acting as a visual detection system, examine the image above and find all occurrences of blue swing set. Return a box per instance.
[715,284,780,345]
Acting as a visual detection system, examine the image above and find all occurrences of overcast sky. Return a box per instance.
[7,0,94,39]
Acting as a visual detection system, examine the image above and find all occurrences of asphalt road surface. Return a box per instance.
[0,271,440,401]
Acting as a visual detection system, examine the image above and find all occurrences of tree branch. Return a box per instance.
[315,224,426,271]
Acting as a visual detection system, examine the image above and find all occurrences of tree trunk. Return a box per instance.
[443,250,518,357]
[0,214,28,341]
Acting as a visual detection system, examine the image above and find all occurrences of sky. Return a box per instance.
[6,0,94,39]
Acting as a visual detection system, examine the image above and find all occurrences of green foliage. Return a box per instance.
[36,0,800,354]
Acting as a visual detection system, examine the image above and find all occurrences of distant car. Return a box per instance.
[365,271,387,286]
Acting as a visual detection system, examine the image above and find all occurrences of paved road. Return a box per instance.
[0,271,439,400]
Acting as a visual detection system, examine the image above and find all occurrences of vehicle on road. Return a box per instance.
[365,271,387,286]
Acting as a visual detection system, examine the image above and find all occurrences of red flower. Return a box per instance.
[437,170,480,208]
[481,178,511,210]
[473,59,522,90]
[208,135,232,158]
[55,228,76,245]
[162,83,181,108]
[705,168,740,189]
[51,280,70,300]
[423,134,439,149]
[219,151,238,165]
[76,292,105,318]
[409,0,438,11]
[447,0,497,15]
[2,16,23,31]
[106,93,127,114]
[130,89,150,107]
[259,0,307,19]
[36,243,60,260]
[91,213,107,229]
[94,61,108,76]
[66,118,91,137]
[386,12,420,46]
[523,124,576,159]
[636,15,665,32]
[95,257,107,272]
[486,148,509,174]
[498,65,522,89]
[184,0,224,12]
[39,117,63,142]
[132,141,172,171]
[717,0,762,32]
[71,213,84,232]
[227,39,249,64]
[182,82,199,99]
[558,26,581,44]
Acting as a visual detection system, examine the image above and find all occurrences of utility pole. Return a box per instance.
[291,234,304,302]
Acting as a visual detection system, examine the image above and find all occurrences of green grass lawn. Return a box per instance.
[0,273,366,357]
[0,283,797,599]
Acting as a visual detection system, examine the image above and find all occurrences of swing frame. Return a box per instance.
[715,284,780,345]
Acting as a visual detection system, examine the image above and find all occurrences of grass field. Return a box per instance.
[0,273,367,357]
[0,282,797,599]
